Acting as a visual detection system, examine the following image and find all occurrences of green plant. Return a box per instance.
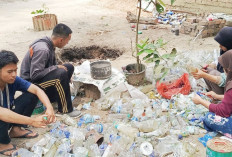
[31,3,49,15]
[133,0,176,81]
[137,38,177,81]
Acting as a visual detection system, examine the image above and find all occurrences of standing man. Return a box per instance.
[0,50,55,156]
[20,23,80,117]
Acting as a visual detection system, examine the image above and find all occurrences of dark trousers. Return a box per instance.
[37,63,74,113]
[204,68,224,95]
[0,92,37,144]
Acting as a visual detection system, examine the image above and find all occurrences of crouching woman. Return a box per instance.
[192,50,232,138]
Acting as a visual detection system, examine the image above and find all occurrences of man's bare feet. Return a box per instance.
[9,126,38,138]
[0,143,17,156]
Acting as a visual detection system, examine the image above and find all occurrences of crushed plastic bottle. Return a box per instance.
[54,139,71,156]
[110,100,133,114]
[61,114,77,127]
[73,147,88,157]
[87,123,103,133]
[82,102,91,110]
[44,140,61,157]
[89,144,101,157]
[107,113,131,123]
[82,114,95,124]
[12,148,39,157]
[99,143,108,156]
[114,123,138,138]
[132,119,159,132]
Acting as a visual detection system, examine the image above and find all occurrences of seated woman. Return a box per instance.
[192,50,232,138]
[192,27,232,95]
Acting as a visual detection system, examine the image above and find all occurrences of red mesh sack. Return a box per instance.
[156,73,191,99]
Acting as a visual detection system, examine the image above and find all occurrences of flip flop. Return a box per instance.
[0,144,17,156]
[14,129,39,139]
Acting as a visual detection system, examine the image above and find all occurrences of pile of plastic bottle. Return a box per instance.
[12,50,219,157]
[157,11,186,26]
[12,91,210,157]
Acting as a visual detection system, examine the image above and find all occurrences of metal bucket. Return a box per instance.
[206,138,232,157]
[90,60,112,80]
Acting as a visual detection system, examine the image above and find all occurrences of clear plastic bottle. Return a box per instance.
[32,145,43,157]
[82,114,95,124]
[12,148,39,157]
[102,144,112,157]
[107,113,131,123]
[89,144,101,157]
[132,119,159,132]
[114,123,138,138]
[61,114,77,127]
[54,139,71,156]
[87,123,103,133]
[44,140,61,157]
[70,128,85,146]
[99,143,108,156]
[73,147,88,157]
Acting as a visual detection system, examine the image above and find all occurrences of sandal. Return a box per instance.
[0,144,17,156]
[13,129,38,139]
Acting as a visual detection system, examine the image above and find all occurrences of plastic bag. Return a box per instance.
[156,73,191,99]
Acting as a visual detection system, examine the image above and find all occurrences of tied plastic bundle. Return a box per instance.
[156,73,191,99]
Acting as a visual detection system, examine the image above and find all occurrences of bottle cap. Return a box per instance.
[140,142,153,156]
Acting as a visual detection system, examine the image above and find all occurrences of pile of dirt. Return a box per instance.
[60,45,123,63]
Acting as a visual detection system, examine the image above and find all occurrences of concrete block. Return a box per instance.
[196,18,202,23]
[207,29,215,34]
[190,31,197,37]
[182,21,191,27]
[221,19,226,24]
[199,20,208,26]
[214,19,222,24]
[201,30,208,37]
[219,23,225,29]
[208,21,216,25]
[190,23,198,30]
[215,24,220,28]
[208,25,215,29]
[186,17,197,23]
[197,25,206,31]
[180,28,185,34]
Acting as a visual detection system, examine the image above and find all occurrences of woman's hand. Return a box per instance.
[204,91,218,99]
[192,94,203,105]
[191,69,205,80]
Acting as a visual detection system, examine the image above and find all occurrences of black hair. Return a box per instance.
[52,23,72,38]
[0,50,19,69]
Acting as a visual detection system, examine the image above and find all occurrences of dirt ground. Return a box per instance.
[0,0,221,156]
